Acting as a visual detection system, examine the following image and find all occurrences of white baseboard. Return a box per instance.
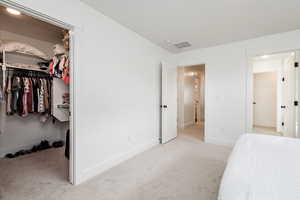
[76,139,158,185]
[205,137,236,147]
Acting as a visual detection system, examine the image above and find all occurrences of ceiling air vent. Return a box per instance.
[174,41,191,49]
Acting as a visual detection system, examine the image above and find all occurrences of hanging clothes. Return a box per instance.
[22,77,30,117]
[11,76,21,113]
[6,74,12,115]
[49,54,70,84]
[4,70,52,118]
[62,57,70,84]
[0,85,4,104]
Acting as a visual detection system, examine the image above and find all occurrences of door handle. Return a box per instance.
[253,102,256,105]
[281,105,286,109]
[161,105,168,108]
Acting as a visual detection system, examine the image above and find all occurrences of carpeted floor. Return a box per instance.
[0,135,231,200]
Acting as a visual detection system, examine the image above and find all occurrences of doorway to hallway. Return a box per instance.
[250,51,299,138]
[177,65,205,141]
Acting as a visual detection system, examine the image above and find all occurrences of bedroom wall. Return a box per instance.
[7,0,171,184]
[174,29,300,146]
[0,30,67,157]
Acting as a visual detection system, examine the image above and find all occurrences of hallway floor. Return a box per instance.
[179,122,204,141]
[0,135,231,200]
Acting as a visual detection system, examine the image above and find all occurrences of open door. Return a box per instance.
[161,61,177,144]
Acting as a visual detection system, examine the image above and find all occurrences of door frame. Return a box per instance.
[0,0,77,184]
[245,49,299,136]
[176,64,206,140]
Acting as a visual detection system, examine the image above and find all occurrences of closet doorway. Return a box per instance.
[177,65,205,141]
[0,1,75,191]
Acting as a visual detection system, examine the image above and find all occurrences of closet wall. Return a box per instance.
[0,12,67,157]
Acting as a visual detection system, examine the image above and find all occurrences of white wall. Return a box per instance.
[253,72,277,127]
[6,0,170,184]
[173,29,300,146]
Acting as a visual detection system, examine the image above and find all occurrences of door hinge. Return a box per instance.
[295,62,299,68]
[282,122,285,126]
[282,77,285,82]
[294,101,299,106]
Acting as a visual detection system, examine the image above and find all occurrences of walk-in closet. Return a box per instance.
[0,4,72,190]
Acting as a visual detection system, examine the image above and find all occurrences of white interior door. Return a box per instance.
[161,61,177,144]
[282,53,296,137]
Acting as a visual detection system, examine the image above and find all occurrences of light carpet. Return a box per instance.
[0,135,231,200]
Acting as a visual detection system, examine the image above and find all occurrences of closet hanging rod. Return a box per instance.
[2,69,51,79]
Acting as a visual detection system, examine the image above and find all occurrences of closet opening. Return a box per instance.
[249,51,299,137]
[0,2,75,190]
[177,64,205,141]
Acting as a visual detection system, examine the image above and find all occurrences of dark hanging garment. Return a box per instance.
[27,78,33,113]
[65,129,70,160]
[11,76,21,114]
[17,78,24,116]
[32,79,39,113]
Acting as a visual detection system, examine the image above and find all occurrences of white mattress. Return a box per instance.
[218,134,300,200]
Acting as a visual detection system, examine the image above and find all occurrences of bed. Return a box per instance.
[218,134,300,200]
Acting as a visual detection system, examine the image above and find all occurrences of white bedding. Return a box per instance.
[218,134,300,200]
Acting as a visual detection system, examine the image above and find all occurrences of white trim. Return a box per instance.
[0,0,77,185]
[77,140,159,185]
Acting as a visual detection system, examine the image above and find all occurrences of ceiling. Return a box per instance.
[81,0,300,53]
